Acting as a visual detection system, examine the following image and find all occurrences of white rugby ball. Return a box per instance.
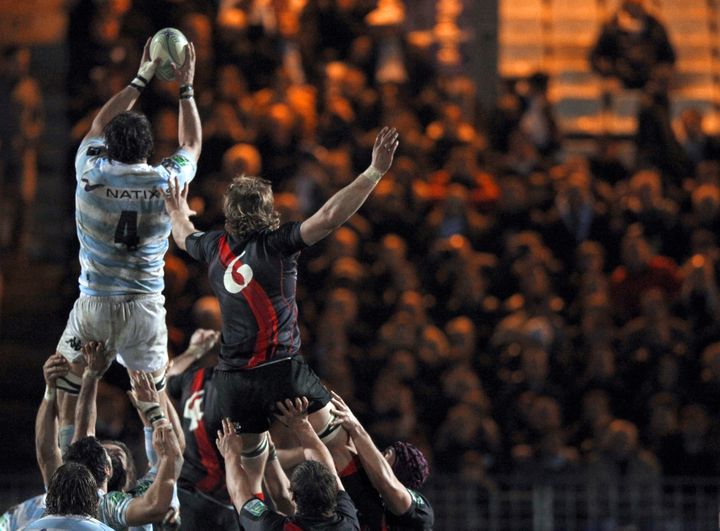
[149,28,189,81]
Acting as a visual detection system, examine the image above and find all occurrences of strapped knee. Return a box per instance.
[318,414,343,444]
[153,373,166,392]
[241,433,269,459]
[56,372,83,395]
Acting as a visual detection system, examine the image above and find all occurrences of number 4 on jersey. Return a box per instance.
[114,210,139,250]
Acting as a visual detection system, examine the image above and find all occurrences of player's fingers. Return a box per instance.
[301,396,309,411]
[276,400,289,416]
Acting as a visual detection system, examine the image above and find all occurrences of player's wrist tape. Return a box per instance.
[83,368,101,379]
[130,74,150,92]
[179,84,194,99]
[56,372,83,395]
[360,166,383,184]
[43,385,56,401]
[267,445,278,462]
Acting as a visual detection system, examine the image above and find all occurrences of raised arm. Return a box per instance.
[83,38,158,141]
[262,435,295,515]
[166,329,220,378]
[164,177,198,252]
[276,397,343,491]
[73,342,113,441]
[173,43,201,161]
[299,127,399,246]
[216,418,255,511]
[36,354,69,486]
[331,392,412,515]
[125,425,183,525]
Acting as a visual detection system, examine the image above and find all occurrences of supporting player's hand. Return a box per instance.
[329,391,362,436]
[370,126,399,175]
[172,42,196,86]
[43,354,69,388]
[153,424,183,464]
[187,328,220,359]
[128,370,161,406]
[164,177,196,219]
[216,417,243,460]
[81,341,113,379]
[274,397,310,429]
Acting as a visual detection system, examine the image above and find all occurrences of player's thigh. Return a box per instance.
[114,295,168,372]
[56,296,105,364]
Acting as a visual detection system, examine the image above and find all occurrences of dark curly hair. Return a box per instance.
[290,460,338,518]
[103,110,153,163]
[101,440,136,492]
[223,175,280,239]
[65,437,110,487]
[45,462,99,518]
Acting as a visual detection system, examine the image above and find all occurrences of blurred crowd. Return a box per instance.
[13,0,720,491]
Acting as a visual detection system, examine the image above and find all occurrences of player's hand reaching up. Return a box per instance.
[187,328,220,359]
[81,341,113,379]
[43,354,69,389]
[329,391,362,436]
[275,397,310,429]
[370,126,400,176]
[137,37,161,84]
[216,417,243,460]
[172,42,196,86]
[164,177,196,219]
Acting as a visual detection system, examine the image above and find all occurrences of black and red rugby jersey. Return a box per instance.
[185,222,307,370]
[167,367,227,499]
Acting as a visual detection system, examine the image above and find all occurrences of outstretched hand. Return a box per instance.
[329,391,362,435]
[187,328,220,358]
[128,370,160,405]
[274,397,310,428]
[164,177,196,218]
[43,354,69,388]
[216,417,243,460]
[370,126,399,175]
[172,42,196,86]
[82,341,113,378]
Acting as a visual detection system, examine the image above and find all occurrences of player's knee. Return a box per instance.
[241,432,269,459]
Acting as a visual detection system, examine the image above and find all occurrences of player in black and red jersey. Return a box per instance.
[164,126,399,499]
[330,392,434,531]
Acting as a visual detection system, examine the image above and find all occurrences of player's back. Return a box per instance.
[74,139,196,296]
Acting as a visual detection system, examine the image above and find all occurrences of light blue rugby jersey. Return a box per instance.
[21,514,114,530]
[75,137,197,296]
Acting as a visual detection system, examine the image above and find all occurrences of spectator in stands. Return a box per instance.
[589,0,675,91]
[518,72,561,157]
[674,107,720,170]
[609,224,682,320]
[23,462,113,530]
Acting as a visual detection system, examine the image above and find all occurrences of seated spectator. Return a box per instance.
[656,404,720,476]
[674,107,720,170]
[609,224,682,320]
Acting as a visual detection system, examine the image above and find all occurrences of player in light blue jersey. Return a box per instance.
[20,462,114,531]
[54,36,201,412]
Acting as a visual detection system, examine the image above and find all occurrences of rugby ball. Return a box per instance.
[149,28,188,81]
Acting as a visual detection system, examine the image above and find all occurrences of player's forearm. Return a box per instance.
[169,212,197,251]
[316,174,377,230]
[162,395,186,453]
[293,420,336,472]
[166,344,206,378]
[349,425,412,515]
[127,457,182,524]
[73,374,99,440]
[263,457,294,515]
[35,394,61,486]
[178,97,202,161]
[224,454,255,511]
[90,86,141,132]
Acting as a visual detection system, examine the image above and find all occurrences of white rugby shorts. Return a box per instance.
[56,293,168,372]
